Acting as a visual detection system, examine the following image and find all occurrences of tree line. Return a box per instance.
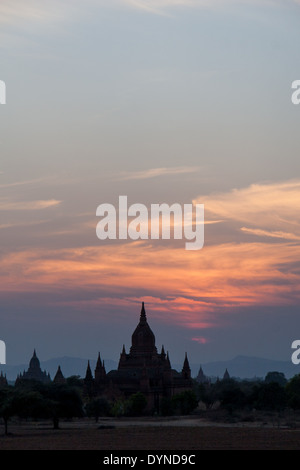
[195,371,300,414]
[1,371,300,434]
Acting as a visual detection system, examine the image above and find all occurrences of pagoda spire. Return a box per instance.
[140,301,146,323]
[53,365,66,384]
[182,352,191,379]
[95,352,106,382]
[85,360,93,381]
[96,352,102,368]
[183,352,190,369]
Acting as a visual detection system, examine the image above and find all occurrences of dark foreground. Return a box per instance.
[1,423,300,450]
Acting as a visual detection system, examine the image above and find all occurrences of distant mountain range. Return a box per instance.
[1,354,299,382]
[193,355,299,381]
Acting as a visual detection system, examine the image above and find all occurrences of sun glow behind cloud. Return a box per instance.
[0,179,299,336]
[0,240,299,328]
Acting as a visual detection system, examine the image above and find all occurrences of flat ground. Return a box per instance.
[1,416,300,450]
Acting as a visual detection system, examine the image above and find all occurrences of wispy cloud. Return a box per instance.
[195,179,300,242]
[118,0,300,15]
[1,0,297,28]
[0,0,298,30]
[0,1,61,25]
[0,0,188,24]
[0,219,50,230]
[0,199,61,211]
[115,166,200,181]
[0,178,50,189]
[191,336,209,344]
[241,227,300,241]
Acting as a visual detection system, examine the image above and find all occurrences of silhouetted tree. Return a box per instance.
[171,390,198,415]
[251,382,286,411]
[85,397,111,422]
[286,374,300,410]
[219,387,246,413]
[127,392,147,416]
[12,389,50,421]
[0,387,15,435]
[42,383,84,429]
[66,375,84,389]
[111,399,126,417]
[5,381,84,430]
[197,382,219,410]
[0,386,49,434]
[265,371,287,387]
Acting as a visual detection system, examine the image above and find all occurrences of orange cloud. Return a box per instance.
[0,238,299,330]
[191,337,209,344]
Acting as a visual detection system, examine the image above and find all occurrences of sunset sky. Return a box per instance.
[1,0,300,370]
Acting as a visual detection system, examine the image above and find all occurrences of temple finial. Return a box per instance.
[140,301,146,322]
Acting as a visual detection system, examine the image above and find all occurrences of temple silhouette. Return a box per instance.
[11,302,231,413]
[16,349,51,384]
[15,351,65,386]
[83,302,193,411]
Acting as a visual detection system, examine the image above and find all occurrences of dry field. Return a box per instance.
[1,416,300,450]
